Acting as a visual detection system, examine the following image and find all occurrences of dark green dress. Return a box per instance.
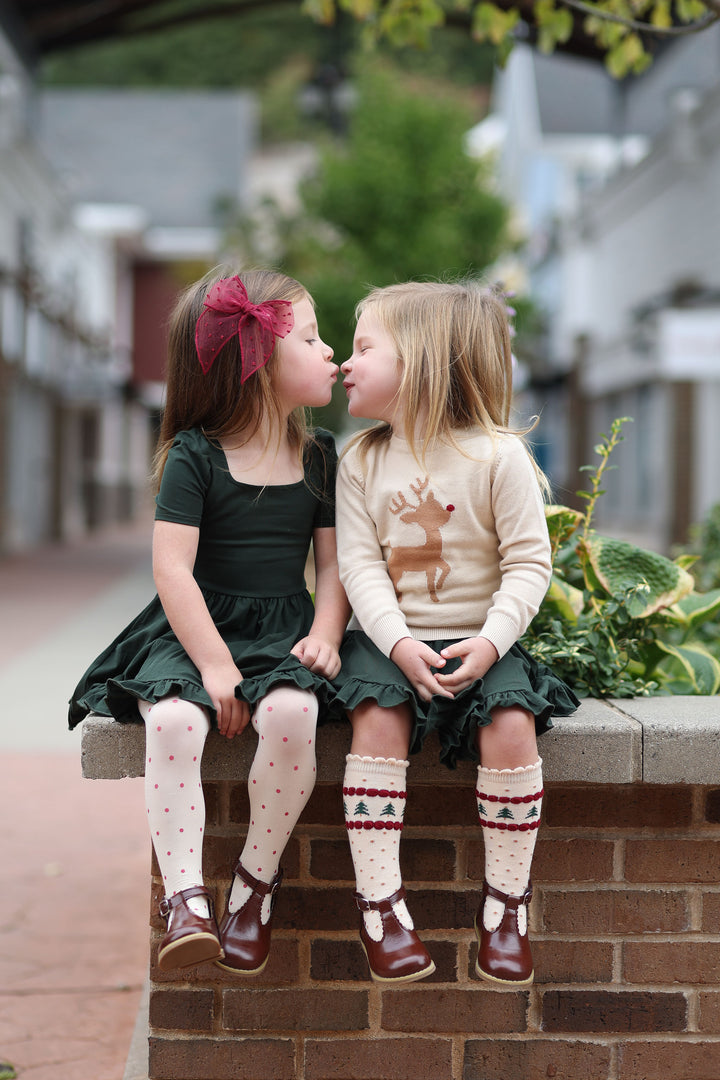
[68,427,342,730]
[333,632,579,770]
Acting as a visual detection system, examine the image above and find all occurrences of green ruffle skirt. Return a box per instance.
[68,588,344,730]
[333,630,579,769]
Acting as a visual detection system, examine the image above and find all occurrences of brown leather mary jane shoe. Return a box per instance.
[158,885,224,972]
[216,862,283,976]
[356,885,435,984]
[475,880,534,986]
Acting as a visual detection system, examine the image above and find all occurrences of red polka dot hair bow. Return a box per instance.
[194,276,295,382]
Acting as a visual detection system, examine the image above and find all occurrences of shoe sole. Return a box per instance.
[361,942,436,984]
[214,954,269,976]
[473,915,533,987]
[475,960,534,987]
[159,932,224,972]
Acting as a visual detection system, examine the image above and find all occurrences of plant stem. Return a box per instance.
[580,416,633,542]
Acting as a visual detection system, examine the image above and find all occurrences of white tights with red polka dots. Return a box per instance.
[139,696,211,917]
[229,686,318,923]
[140,687,319,923]
[476,759,543,935]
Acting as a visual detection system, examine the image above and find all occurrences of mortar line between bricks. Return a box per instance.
[368,983,383,1033]
[451,1033,464,1080]
[690,884,704,931]
[537,981,705,992]
[533,933,720,942]
[296,1033,305,1080]
[456,1033,720,1044]
[614,836,625,881]
[687,987,700,1032]
[526,985,542,1032]
[613,941,623,983]
[609,1041,619,1080]
[537,882,719,893]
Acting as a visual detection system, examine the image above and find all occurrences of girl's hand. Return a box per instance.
[291,635,342,680]
[390,637,454,702]
[435,637,499,695]
[201,659,250,739]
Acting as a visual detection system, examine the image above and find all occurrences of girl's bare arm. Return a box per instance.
[152,519,250,738]
[291,527,350,679]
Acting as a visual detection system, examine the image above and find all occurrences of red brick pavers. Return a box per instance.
[0,520,155,1079]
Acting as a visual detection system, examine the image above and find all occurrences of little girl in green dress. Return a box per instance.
[70,267,348,974]
[333,280,579,986]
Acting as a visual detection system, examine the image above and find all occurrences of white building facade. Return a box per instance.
[481,30,720,552]
[0,28,144,552]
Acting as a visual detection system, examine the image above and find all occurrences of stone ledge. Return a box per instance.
[611,695,720,784]
[79,697,719,785]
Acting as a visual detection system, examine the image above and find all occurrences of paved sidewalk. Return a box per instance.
[0,519,156,1080]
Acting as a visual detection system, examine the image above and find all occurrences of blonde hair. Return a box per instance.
[349,279,549,495]
[153,266,311,488]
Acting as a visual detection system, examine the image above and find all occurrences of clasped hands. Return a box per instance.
[390,635,499,703]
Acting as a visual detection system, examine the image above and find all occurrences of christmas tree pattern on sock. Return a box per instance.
[343,754,413,941]
[476,759,543,934]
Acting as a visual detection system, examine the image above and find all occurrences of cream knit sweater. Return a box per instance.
[336,429,552,660]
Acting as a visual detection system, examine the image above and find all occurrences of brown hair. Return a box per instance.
[152,267,311,488]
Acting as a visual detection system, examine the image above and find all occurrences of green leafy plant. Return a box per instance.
[523,417,720,697]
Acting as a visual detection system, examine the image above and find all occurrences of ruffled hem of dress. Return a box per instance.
[235,655,346,725]
[68,676,213,729]
[412,678,580,770]
[72,659,350,729]
[108,677,213,723]
[330,675,415,717]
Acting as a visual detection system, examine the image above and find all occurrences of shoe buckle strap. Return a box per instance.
[158,884,212,922]
[354,885,407,913]
[234,861,284,899]
[483,880,533,908]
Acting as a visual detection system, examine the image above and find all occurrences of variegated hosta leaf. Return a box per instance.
[668,588,720,631]
[545,504,584,553]
[654,640,720,695]
[543,574,585,622]
[583,534,694,616]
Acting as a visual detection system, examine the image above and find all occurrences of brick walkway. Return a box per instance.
[0,519,155,1080]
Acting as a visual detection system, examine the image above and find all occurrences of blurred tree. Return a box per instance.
[41,5,494,141]
[231,63,509,432]
[33,0,718,82]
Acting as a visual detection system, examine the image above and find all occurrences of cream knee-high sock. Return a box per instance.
[139,697,211,918]
[229,687,318,922]
[476,759,543,934]
[343,754,413,942]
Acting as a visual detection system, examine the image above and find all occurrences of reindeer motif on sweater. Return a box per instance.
[387,477,454,603]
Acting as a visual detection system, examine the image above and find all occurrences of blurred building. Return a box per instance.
[474,28,720,551]
[0,21,256,554]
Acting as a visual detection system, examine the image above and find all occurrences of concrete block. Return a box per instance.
[83,699,645,785]
[540,699,642,783]
[82,715,145,779]
[613,696,720,784]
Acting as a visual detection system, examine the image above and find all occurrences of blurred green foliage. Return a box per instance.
[229,61,509,432]
[41,3,495,140]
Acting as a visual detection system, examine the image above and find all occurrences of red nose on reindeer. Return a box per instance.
[446,504,455,512]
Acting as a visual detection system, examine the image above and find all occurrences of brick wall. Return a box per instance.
[143,774,720,1080]
[81,700,720,1080]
